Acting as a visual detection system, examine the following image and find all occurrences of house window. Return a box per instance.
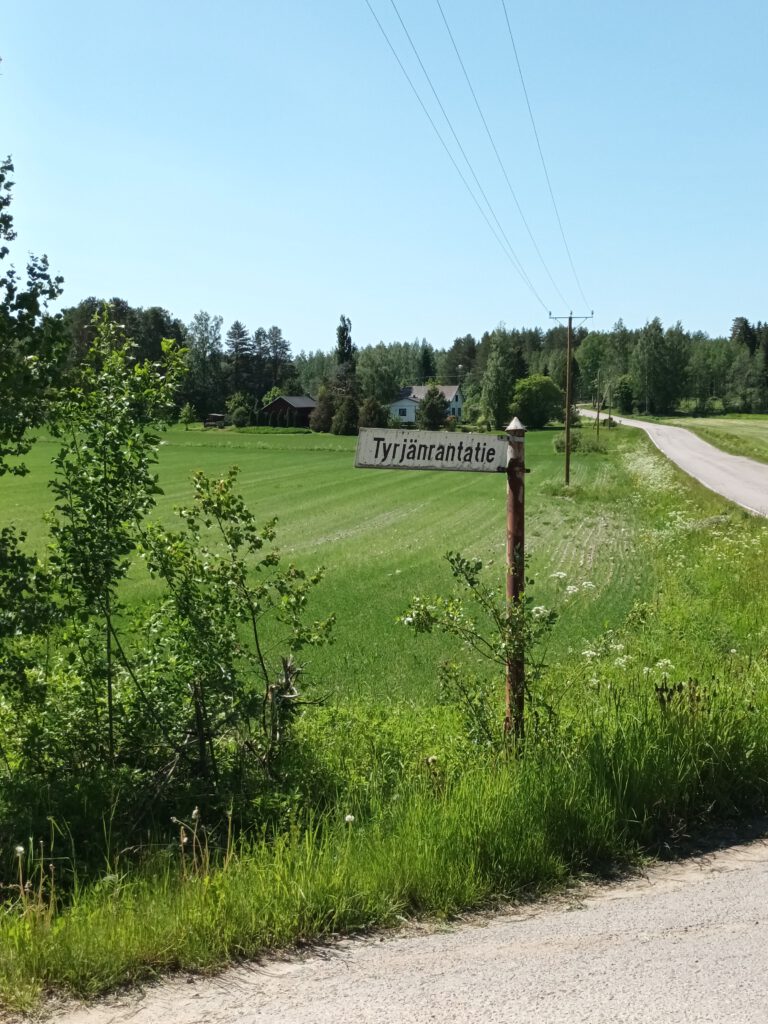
[398,408,407,416]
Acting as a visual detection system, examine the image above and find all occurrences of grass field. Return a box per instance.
[3,422,768,1010]
[0,422,743,704]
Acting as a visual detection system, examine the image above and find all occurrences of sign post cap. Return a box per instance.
[506,416,526,433]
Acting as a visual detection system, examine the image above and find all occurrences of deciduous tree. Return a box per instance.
[416,382,449,430]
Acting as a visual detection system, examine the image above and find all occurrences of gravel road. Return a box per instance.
[580,411,768,516]
[46,836,768,1024]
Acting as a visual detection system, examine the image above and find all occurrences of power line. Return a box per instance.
[500,0,591,309]
[386,0,544,307]
[435,0,570,310]
[363,0,550,313]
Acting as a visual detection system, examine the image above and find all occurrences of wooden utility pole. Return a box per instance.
[564,316,573,484]
[595,368,601,443]
[505,417,526,742]
[549,311,594,485]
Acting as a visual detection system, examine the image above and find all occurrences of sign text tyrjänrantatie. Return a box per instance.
[355,428,506,473]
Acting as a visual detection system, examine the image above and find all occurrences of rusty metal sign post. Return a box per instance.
[355,420,528,742]
[504,417,526,742]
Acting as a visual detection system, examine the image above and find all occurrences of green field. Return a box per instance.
[1,422,748,704]
[3,422,768,1011]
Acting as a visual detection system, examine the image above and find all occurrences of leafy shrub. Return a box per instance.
[553,433,606,454]
[357,396,389,429]
[330,396,358,435]
[510,375,563,429]
[0,313,333,865]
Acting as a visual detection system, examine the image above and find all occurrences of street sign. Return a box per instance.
[355,427,507,473]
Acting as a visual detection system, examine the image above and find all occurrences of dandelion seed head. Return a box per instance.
[344,814,355,825]
[15,845,24,857]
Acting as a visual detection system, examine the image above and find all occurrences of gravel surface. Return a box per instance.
[44,837,768,1024]
[580,411,768,516]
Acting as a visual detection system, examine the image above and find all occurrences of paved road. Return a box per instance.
[580,411,768,516]
[48,838,768,1024]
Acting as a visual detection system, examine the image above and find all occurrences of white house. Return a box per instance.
[387,385,464,425]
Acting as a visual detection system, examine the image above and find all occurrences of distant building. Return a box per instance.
[259,395,317,428]
[387,385,463,425]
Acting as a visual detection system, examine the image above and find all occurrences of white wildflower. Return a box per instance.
[582,649,598,660]
[344,814,355,825]
[403,616,414,626]
[565,585,580,596]
[655,659,673,670]
[581,581,596,590]
[531,606,549,620]
[14,845,24,857]
[549,571,567,579]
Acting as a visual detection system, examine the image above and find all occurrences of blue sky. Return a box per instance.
[3,1,766,352]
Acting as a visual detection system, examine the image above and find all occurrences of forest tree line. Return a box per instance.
[60,297,768,430]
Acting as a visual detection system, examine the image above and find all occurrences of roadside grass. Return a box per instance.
[2,424,768,1010]
[4,677,767,1011]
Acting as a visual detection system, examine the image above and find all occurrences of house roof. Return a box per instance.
[262,395,317,410]
[392,385,461,403]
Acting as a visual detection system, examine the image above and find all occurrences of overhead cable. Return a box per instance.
[386,0,546,308]
[435,0,570,310]
[364,0,550,313]
[500,0,591,309]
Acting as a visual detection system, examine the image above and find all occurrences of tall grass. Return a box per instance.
[3,676,767,1012]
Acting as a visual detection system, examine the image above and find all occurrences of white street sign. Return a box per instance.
[355,427,507,473]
